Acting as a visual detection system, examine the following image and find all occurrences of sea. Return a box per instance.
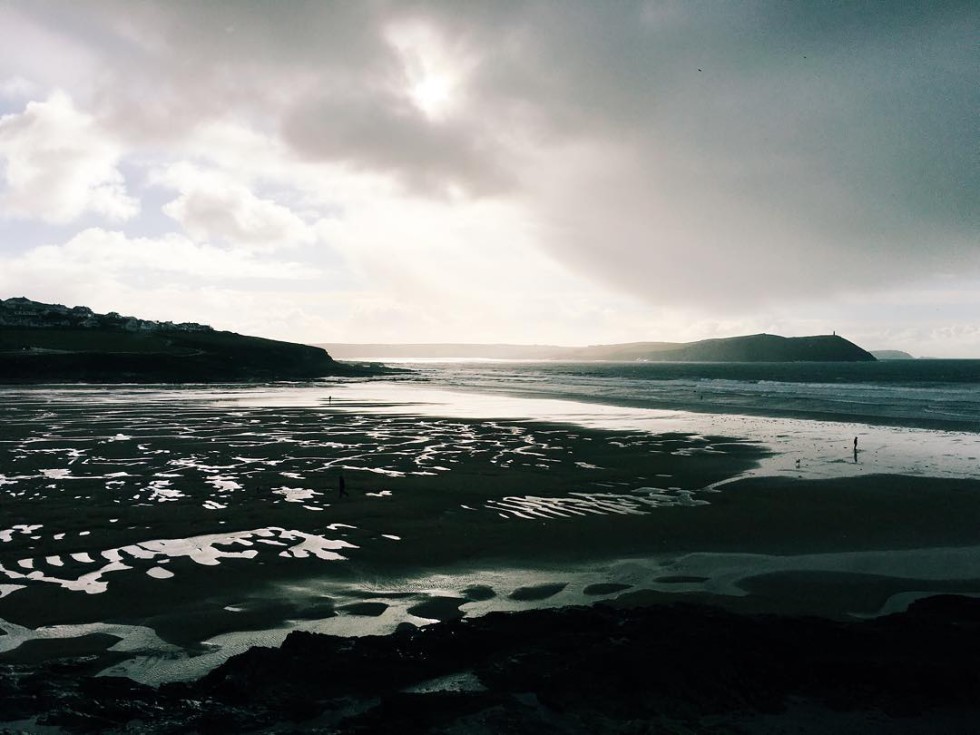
[317,358,980,481]
[373,358,980,431]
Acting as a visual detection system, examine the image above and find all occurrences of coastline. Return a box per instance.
[372,358,980,433]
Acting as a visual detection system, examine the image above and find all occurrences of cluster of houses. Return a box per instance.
[0,297,213,333]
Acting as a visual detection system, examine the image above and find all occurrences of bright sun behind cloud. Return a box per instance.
[0,3,976,356]
[384,21,465,121]
[409,72,454,119]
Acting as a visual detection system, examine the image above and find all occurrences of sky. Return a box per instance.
[0,1,976,357]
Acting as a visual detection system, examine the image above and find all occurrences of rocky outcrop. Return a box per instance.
[2,596,978,733]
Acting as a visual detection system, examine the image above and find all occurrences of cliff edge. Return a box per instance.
[0,297,372,383]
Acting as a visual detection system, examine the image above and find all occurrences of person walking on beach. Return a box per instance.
[853,436,858,462]
[338,472,348,498]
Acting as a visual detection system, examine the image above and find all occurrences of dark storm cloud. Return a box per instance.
[442,0,979,305]
[281,88,515,196]
[8,0,977,308]
[28,1,393,141]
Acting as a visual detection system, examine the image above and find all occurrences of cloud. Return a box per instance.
[281,88,513,197]
[156,163,316,251]
[0,76,38,99]
[308,190,675,344]
[0,5,99,102]
[51,0,973,307]
[0,2,977,353]
[59,1,393,144]
[279,17,513,196]
[0,227,329,338]
[0,91,138,223]
[7,2,517,197]
[0,228,316,293]
[456,1,980,309]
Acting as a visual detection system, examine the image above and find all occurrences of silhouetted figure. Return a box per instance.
[338,473,348,498]
[328,395,332,404]
[853,437,859,463]
[795,458,801,469]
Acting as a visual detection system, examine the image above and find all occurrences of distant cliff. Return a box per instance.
[871,350,915,360]
[609,334,877,363]
[0,297,376,383]
[321,334,877,363]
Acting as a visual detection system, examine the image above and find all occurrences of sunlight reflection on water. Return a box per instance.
[218,381,980,482]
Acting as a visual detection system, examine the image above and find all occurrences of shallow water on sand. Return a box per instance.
[310,380,980,481]
[0,377,978,685]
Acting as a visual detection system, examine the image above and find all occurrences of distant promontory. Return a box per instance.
[870,350,915,360]
[321,333,877,363]
[0,297,374,383]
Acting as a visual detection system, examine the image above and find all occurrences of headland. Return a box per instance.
[0,297,382,383]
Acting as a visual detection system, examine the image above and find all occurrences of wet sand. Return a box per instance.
[1,384,979,688]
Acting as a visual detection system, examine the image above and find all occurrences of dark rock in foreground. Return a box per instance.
[2,597,979,733]
[0,297,384,382]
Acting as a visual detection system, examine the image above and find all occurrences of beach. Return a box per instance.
[1,371,979,730]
